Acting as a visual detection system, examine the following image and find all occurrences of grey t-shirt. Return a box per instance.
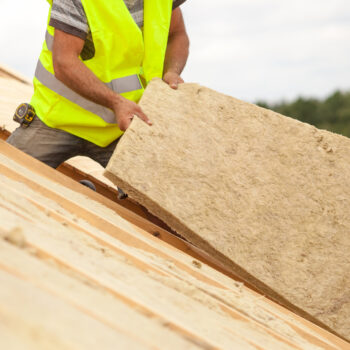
[49,0,186,60]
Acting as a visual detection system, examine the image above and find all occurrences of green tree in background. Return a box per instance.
[257,90,350,138]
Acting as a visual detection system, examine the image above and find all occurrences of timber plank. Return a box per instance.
[0,220,247,349]
[0,240,204,350]
[0,182,338,350]
[0,327,38,350]
[0,186,312,350]
[0,77,32,132]
[0,186,296,350]
[0,142,348,350]
[1,178,341,350]
[0,269,147,350]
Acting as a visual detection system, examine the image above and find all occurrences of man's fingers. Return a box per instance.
[169,80,178,89]
[135,108,152,126]
[169,77,180,89]
[118,118,131,132]
[168,76,184,90]
[114,98,152,131]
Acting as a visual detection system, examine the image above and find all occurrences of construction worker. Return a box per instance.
[7,0,189,175]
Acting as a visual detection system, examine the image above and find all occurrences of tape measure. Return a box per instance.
[13,103,36,128]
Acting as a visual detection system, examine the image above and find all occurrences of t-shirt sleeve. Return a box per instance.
[173,0,187,9]
[49,0,88,40]
[49,0,186,40]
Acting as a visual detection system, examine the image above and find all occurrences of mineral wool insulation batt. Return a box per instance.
[104,78,350,341]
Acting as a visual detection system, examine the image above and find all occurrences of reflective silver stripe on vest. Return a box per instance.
[45,30,54,51]
[105,75,142,95]
[35,61,115,123]
[35,60,143,124]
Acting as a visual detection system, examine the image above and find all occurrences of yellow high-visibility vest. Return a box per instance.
[31,0,173,147]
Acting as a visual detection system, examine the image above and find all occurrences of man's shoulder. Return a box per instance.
[50,0,88,39]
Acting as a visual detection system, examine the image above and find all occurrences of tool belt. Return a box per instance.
[13,103,36,128]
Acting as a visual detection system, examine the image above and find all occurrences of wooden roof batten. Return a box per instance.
[0,63,32,85]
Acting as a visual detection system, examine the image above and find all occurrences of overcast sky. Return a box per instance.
[1,0,350,103]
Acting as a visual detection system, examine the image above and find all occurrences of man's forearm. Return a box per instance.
[163,31,190,76]
[54,55,120,111]
[162,8,189,89]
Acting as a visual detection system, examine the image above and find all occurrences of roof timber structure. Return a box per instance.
[0,63,32,84]
[1,140,348,349]
[0,64,349,349]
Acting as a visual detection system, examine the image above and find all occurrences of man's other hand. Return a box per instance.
[113,96,152,131]
[163,71,184,90]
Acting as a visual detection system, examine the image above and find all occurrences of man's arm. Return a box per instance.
[52,30,151,131]
[163,8,190,89]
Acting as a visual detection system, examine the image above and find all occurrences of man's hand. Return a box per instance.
[112,95,152,131]
[163,71,184,90]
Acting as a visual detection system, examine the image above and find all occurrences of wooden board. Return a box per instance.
[0,77,33,132]
[104,79,350,342]
[0,139,348,350]
[0,63,32,84]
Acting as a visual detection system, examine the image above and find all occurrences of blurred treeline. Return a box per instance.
[256,90,350,138]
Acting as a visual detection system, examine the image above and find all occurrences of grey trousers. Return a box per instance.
[6,116,120,169]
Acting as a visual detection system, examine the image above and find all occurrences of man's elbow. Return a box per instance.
[52,29,84,81]
[52,55,65,81]
[52,53,75,82]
